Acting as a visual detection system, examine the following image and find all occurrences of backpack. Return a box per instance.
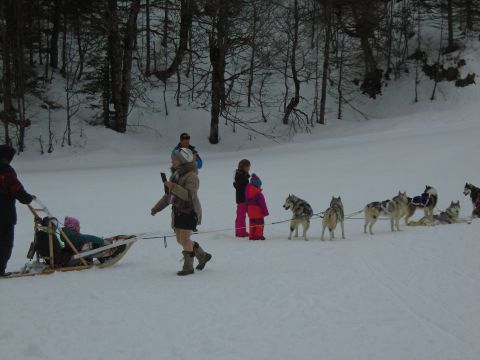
[34,229,73,266]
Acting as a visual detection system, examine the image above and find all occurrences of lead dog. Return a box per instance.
[408,201,461,226]
[463,183,480,218]
[283,195,313,240]
[405,185,438,224]
[321,196,345,241]
[364,191,410,235]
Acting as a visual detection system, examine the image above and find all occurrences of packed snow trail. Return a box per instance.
[1,104,480,360]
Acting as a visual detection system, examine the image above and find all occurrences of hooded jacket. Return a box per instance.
[152,162,202,228]
[233,170,250,204]
[0,161,34,225]
[245,183,269,219]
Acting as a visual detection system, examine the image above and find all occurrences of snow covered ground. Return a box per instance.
[2,90,480,360]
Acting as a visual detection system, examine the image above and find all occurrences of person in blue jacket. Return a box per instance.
[173,133,203,169]
[61,216,106,249]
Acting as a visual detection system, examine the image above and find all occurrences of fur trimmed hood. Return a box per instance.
[171,162,198,180]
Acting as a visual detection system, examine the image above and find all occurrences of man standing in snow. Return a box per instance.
[0,145,35,276]
[172,133,203,169]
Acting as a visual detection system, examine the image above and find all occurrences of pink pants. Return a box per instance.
[235,203,249,237]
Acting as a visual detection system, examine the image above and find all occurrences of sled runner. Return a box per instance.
[1,201,136,279]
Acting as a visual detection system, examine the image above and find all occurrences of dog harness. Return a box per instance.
[434,213,452,224]
[380,200,391,214]
[412,193,434,207]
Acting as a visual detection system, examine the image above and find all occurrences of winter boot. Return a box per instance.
[193,242,212,271]
[177,251,195,276]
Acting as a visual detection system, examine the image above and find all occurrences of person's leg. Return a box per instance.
[175,229,194,276]
[175,229,194,252]
[257,218,265,240]
[249,218,262,240]
[0,224,15,275]
[248,217,256,240]
[193,241,212,270]
[236,204,248,237]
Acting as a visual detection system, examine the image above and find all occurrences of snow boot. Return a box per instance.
[177,251,195,276]
[193,241,212,271]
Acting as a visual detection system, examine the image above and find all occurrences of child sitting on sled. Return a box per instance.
[61,216,108,250]
[245,174,269,240]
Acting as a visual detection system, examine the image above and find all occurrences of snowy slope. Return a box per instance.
[1,89,480,360]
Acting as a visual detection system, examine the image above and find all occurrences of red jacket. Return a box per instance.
[245,183,269,219]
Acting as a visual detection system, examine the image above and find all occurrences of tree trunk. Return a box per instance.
[106,0,124,131]
[1,1,12,144]
[120,0,141,132]
[351,2,382,98]
[465,0,473,30]
[318,0,332,125]
[154,0,193,82]
[209,0,229,144]
[12,0,27,151]
[145,0,151,75]
[74,14,84,80]
[50,0,61,68]
[282,0,300,125]
[60,0,67,76]
[446,0,455,51]
[246,2,257,108]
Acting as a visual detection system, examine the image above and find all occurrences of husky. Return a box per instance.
[463,183,480,218]
[408,201,461,226]
[321,196,345,241]
[283,194,313,240]
[405,185,438,224]
[364,191,410,235]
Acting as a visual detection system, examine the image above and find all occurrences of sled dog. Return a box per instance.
[408,201,461,226]
[283,194,313,240]
[364,191,410,235]
[405,185,438,224]
[463,183,480,218]
[321,196,345,241]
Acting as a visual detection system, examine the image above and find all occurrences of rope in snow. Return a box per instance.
[134,209,391,247]
[32,198,392,249]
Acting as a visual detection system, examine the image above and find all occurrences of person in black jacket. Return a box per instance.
[233,159,251,237]
[0,145,35,276]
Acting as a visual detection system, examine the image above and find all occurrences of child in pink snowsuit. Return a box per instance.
[233,159,251,237]
[245,174,269,240]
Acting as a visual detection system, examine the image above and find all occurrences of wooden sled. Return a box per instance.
[1,203,136,279]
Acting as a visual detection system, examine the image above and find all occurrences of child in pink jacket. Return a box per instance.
[245,174,269,240]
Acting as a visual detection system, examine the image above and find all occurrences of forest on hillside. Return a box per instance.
[0,0,479,152]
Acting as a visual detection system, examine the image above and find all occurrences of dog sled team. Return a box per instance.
[282,185,474,242]
[1,134,479,278]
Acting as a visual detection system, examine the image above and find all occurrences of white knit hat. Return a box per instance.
[172,147,194,164]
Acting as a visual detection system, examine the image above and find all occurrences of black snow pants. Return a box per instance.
[0,224,15,274]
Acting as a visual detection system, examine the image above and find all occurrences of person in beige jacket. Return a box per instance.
[151,148,211,276]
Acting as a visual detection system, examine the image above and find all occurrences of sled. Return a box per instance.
[1,202,136,279]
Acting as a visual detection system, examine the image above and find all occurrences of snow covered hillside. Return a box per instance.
[1,85,480,360]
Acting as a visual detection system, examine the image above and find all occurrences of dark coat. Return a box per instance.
[233,170,250,204]
[0,162,34,225]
